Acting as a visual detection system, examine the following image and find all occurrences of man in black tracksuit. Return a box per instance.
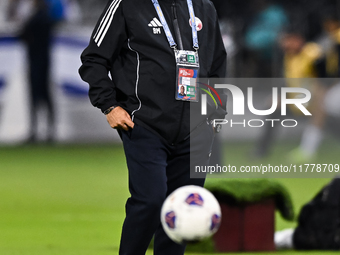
[79,0,226,254]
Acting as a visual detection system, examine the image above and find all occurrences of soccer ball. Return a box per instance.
[160,185,221,244]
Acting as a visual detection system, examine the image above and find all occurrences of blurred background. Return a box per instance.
[0,0,339,146]
[0,0,340,254]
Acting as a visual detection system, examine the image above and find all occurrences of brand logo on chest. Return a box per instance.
[148,17,163,34]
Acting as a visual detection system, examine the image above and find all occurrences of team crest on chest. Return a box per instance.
[189,17,203,31]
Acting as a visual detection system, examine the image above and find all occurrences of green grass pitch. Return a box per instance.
[0,139,339,255]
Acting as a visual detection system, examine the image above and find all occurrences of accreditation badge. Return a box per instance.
[175,50,199,102]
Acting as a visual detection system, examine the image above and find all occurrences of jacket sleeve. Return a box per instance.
[208,11,228,120]
[79,0,127,112]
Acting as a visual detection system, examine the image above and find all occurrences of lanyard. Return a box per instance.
[151,0,199,50]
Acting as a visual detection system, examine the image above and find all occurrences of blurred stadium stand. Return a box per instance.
[0,0,339,144]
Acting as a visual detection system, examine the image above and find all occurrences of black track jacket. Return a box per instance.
[79,0,227,144]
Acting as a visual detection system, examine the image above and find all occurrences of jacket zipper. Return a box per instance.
[171,0,183,50]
